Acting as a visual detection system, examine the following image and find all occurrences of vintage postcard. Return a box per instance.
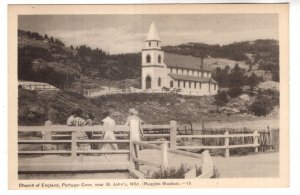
[8,4,289,189]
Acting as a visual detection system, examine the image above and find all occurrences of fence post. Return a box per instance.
[71,131,77,158]
[43,120,52,151]
[161,141,168,169]
[133,142,139,171]
[254,130,259,153]
[129,125,133,163]
[224,130,229,157]
[170,120,177,149]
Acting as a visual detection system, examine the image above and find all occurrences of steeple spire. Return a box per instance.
[146,22,160,41]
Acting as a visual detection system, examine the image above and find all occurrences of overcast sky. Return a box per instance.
[19,14,278,54]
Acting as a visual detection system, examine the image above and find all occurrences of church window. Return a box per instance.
[178,80,180,88]
[146,55,151,63]
[199,82,202,89]
[148,42,151,47]
[170,81,173,88]
[146,76,151,89]
[183,81,186,88]
[189,81,191,88]
[158,77,161,87]
[158,55,161,63]
[194,82,196,89]
[157,42,159,47]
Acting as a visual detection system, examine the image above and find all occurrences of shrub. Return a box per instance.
[249,96,274,116]
[227,87,242,98]
[150,164,191,179]
[214,91,228,110]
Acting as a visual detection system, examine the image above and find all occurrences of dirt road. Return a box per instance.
[213,152,279,178]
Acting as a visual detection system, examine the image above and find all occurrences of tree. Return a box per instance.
[214,91,228,111]
[54,38,65,46]
[44,34,49,40]
[70,45,74,50]
[26,31,32,38]
[212,66,230,87]
[50,36,54,43]
[247,73,260,92]
[228,64,247,89]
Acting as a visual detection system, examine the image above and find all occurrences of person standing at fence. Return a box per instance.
[100,111,118,160]
[66,109,76,126]
[84,112,94,139]
[84,113,94,126]
[125,108,143,142]
[68,109,91,155]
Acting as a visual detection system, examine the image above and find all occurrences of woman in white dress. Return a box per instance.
[125,108,143,142]
[101,112,118,152]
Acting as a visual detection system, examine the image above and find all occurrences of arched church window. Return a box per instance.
[170,81,173,88]
[158,55,161,63]
[148,42,151,47]
[158,77,161,87]
[146,55,151,63]
[146,76,151,89]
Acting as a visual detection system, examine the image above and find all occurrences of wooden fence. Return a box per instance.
[19,84,59,91]
[131,141,214,178]
[141,121,279,157]
[18,120,279,173]
[18,125,132,174]
[19,125,130,158]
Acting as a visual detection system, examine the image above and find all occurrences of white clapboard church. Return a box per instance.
[141,22,218,96]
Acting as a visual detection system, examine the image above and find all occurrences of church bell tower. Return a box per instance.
[141,22,166,90]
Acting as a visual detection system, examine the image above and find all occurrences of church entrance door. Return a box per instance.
[146,76,151,89]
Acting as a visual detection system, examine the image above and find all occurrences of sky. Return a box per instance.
[18,14,278,54]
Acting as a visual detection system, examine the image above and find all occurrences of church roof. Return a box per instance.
[168,73,218,84]
[146,22,160,41]
[164,53,211,71]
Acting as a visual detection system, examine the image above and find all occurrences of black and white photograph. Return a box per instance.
[8,4,289,188]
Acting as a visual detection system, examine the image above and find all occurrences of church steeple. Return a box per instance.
[144,22,161,50]
[146,22,160,41]
[141,22,166,90]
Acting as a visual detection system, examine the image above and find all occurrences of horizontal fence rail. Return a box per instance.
[19,125,130,132]
[18,125,131,158]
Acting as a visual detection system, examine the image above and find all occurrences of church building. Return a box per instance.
[141,22,218,96]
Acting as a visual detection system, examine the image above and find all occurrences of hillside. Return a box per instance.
[162,40,279,82]
[18,88,279,126]
[18,29,141,91]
